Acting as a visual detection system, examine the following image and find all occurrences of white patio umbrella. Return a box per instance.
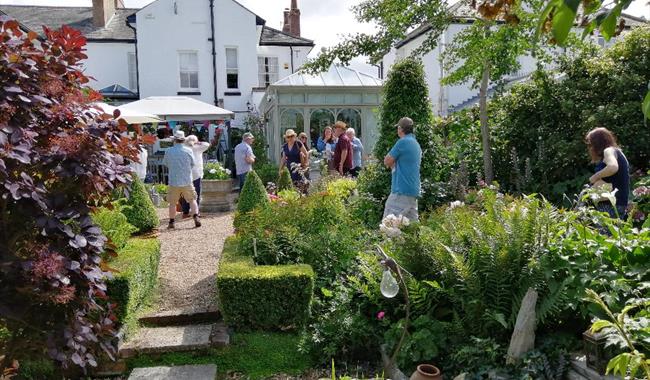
[93,102,163,124]
[118,96,234,121]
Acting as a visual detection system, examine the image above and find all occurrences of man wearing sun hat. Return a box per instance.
[163,130,201,229]
[383,117,422,221]
[234,132,256,192]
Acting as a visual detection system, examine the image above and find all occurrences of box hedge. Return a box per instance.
[217,237,314,330]
[121,177,160,233]
[107,237,161,324]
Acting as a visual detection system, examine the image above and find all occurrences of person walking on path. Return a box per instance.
[163,131,201,229]
[585,127,630,219]
[346,127,363,177]
[234,132,256,191]
[280,129,309,183]
[180,135,210,217]
[333,121,353,176]
[383,117,422,221]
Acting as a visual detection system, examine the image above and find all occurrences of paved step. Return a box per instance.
[139,306,221,326]
[118,323,229,358]
[129,364,217,380]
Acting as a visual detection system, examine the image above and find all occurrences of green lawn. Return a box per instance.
[127,331,312,379]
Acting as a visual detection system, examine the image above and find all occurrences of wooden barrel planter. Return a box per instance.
[201,179,236,212]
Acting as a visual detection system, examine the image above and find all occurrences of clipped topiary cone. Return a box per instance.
[236,170,269,215]
[277,167,294,191]
[121,177,159,233]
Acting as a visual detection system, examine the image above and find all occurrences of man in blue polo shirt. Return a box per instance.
[383,117,422,221]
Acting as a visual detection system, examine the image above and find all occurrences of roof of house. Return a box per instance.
[0,5,137,41]
[260,25,314,46]
[271,64,382,88]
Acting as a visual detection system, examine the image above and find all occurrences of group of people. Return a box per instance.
[162,115,630,229]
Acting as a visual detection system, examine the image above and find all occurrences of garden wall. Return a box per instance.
[216,237,314,330]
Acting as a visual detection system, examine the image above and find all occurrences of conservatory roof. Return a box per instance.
[272,65,382,88]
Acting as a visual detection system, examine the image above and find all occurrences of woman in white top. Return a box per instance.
[180,135,211,216]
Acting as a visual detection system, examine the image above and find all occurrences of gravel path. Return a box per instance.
[154,208,234,312]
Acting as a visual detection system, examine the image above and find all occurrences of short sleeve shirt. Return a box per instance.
[333,134,353,171]
[388,134,421,197]
[163,144,195,187]
[234,142,255,175]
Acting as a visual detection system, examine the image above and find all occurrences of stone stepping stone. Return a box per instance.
[118,323,229,358]
[128,364,217,380]
[139,306,221,326]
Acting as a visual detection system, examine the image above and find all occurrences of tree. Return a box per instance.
[0,18,146,372]
[441,3,540,182]
[303,0,546,183]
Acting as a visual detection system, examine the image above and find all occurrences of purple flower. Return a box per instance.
[377,311,385,320]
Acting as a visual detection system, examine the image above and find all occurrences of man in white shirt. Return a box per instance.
[234,132,256,191]
[180,135,211,217]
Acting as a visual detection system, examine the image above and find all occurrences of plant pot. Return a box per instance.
[410,364,442,380]
[201,179,235,212]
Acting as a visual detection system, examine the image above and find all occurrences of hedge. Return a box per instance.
[121,177,159,233]
[216,237,314,330]
[107,238,161,325]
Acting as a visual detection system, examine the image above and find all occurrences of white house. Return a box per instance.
[0,0,139,101]
[0,0,315,118]
[379,2,648,116]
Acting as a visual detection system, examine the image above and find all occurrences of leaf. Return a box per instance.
[599,4,623,40]
[606,352,631,376]
[642,89,650,120]
[536,0,558,39]
[552,0,581,45]
[590,319,614,333]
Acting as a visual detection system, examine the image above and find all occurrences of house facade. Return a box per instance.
[0,0,315,120]
[379,3,648,116]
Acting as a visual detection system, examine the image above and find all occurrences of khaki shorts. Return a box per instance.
[167,185,197,203]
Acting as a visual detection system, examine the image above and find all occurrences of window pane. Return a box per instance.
[189,73,199,89]
[227,73,238,89]
[127,52,137,91]
[179,52,198,71]
[337,109,362,138]
[226,48,237,69]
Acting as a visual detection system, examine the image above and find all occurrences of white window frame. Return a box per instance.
[127,52,137,91]
[225,47,239,90]
[178,50,199,91]
[257,56,279,88]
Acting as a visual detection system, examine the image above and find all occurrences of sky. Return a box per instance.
[1,0,648,74]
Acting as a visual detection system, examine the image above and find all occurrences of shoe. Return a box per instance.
[168,220,175,229]
[182,213,191,219]
[193,214,201,228]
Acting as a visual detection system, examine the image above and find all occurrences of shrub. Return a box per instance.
[0,20,149,370]
[277,167,293,191]
[490,27,650,200]
[254,162,279,187]
[91,205,137,251]
[107,238,161,326]
[121,177,159,233]
[217,238,314,330]
[326,178,357,199]
[236,170,269,217]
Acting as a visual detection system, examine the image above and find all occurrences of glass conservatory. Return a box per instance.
[259,65,383,163]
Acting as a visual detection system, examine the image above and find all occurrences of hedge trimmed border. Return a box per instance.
[216,237,314,330]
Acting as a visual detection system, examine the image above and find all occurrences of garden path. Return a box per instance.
[154,208,234,312]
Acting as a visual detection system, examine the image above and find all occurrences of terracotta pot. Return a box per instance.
[201,179,235,212]
[410,364,442,380]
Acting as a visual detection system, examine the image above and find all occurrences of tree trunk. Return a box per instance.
[479,63,494,183]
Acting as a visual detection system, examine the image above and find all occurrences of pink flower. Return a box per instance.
[377,311,385,320]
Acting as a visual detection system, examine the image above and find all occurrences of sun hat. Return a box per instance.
[173,130,186,142]
[284,129,297,138]
[242,132,255,140]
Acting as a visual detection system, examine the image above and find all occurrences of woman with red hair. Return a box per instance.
[585,127,630,219]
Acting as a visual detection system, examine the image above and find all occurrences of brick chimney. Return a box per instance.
[288,0,301,37]
[282,8,290,34]
[92,0,116,27]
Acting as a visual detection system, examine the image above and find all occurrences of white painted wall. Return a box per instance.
[84,42,135,91]
[257,44,311,84]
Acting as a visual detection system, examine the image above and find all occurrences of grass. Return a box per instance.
[126,331,312,379]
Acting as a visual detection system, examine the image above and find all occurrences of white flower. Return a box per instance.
[601,188,618,205]
[209,169,217,174]
[449,200,465,210]
[225,169,231,175]
[379,214,410,238]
